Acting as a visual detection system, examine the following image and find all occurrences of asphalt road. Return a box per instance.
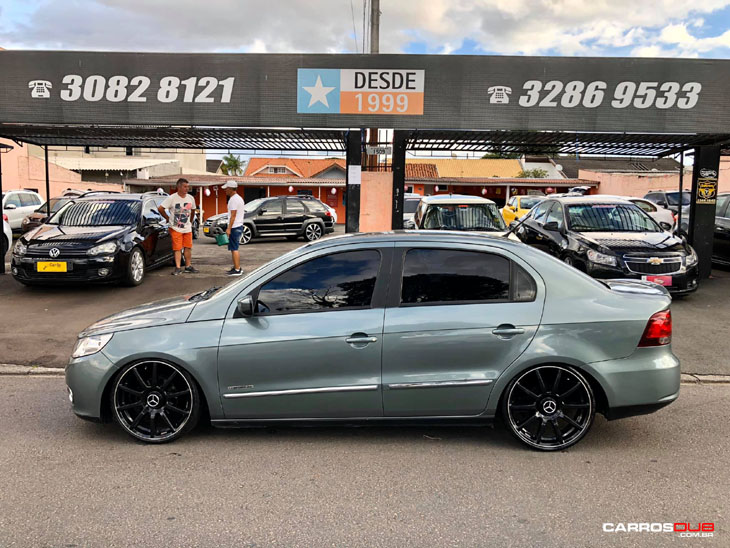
[2,229,729,374]
[0,376,726,547]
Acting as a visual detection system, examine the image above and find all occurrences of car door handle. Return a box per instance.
[345,335,378,345]
[492,325,525,338]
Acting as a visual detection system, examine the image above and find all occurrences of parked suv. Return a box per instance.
[643,190,691,213]
[2,190,43,233]
[203,195,334,245]
[12,193,173,286]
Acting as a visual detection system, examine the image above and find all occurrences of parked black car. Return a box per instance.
[11,193,173,286]
[515,196,699,295]
[202,195,335,244]
[713,193,730,266]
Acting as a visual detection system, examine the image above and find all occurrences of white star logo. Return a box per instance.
[302,75,335,108]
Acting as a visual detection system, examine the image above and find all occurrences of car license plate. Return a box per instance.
[642,275,672,286]
[203,227,209,233]
[36,261,68,273]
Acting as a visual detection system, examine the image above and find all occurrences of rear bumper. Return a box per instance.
[584,346,680,419]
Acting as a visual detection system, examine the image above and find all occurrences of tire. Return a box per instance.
[304,222,324,242]
[502,365,595,451]
[111,360,200,443]
[563,255,574,267]
[123,247,146,286]
[239,224,253,245]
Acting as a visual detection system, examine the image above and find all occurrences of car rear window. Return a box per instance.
[51,200,141,227]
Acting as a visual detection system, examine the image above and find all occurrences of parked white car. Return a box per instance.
[2,190,43,233]
[2,214,12,258]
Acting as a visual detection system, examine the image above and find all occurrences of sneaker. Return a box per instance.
[171,268,183,276]
[227,268,243,277]
[183,266,200,274]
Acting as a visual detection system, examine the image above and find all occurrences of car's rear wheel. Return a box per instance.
[502,365,595,451]
[124,247,145,286]
[112,360,200,443]
[304,222,323,242]
[239,224,253,245]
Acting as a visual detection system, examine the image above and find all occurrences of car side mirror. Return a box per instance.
[236,295,254,318]
[258,208,267,214]
[4,203,17,210]
[543,221,561,232]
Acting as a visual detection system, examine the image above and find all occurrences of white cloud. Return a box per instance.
[1,0,730,58]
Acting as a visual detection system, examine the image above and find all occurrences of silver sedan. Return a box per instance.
[66,231,679,450]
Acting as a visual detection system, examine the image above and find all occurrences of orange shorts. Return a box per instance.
[170,230,193,251]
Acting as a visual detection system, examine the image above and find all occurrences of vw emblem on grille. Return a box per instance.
[49,247,60,258]
[648,257,664,265]
[542,400,557,414]
[146,393,161,408]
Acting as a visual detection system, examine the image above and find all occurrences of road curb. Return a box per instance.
[1,364,729,383]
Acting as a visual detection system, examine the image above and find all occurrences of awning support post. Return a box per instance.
[44,145,51,216]
[345,130,362,233]
[391,130,408,230]
[676,151,684,233]
[688,145,720,279]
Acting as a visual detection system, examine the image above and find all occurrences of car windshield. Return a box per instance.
[666,191,691,206]
[49,200,141,227]
[244,198,265,212]
[423,203,507,231]
[36,198,68,214]
[520,197,543,209]
[404,199,420,214]
[566,203,661,233]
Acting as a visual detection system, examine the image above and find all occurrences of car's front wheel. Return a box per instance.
[111,360,200,443]
[124,247,145,286]
[502,365,595,451]
[304,222,324,242]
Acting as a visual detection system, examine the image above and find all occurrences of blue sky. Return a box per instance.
[2,1,730,59]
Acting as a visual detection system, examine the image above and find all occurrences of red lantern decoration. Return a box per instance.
[434,185,440,193]
[288,185,294,193]
[481,188,487,195]
[331,187,337,195]
[204,188,211,197]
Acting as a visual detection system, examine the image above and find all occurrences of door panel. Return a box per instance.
[255,199,284,233]
[283,199,307,232]
[218,309,384,418]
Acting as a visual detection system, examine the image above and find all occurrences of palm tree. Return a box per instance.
[221,154,245,176]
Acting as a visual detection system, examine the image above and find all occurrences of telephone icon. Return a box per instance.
[487,86,512,104]
[28,80,52,99]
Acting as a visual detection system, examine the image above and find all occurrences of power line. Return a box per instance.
[350,0,359,53]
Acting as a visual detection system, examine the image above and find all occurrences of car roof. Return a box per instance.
[75,193,148,202]
[420,194,496,205]
[549,195,634,205]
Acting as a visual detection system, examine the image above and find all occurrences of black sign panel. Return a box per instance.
[2,50,730,132]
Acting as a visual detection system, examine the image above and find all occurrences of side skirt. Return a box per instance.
[211,416,496,429]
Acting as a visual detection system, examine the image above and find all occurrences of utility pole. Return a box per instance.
[365,0,380,170]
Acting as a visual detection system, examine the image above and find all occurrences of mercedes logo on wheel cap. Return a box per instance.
[542,399,557,414]
[49,247,60,258]
[146,393,161,408]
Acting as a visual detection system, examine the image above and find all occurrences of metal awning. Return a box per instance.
[0,125,348,152]
[51,157,178,171]
[406,130,730,157]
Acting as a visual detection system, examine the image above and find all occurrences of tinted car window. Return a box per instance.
[4,194,22,207]
[304,200,327,212]
[633,200,656,213]
[404,199,420,214]
[520,196,543,209]
[51,200,141,227]
[545,203,564,224]
[286,200,306,213]
[715,195,729,217]
[258,250,381,314]
[531,201,551,223]
[666,191,691,206]
[260,200,282,215]
[567,203,661,233]
[401,249,510,304]
[20,193,40,207]
[422,203,506,231]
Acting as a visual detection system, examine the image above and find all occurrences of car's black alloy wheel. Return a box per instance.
[112,360,200,443]
[304,222,323,241]
[503,365,595,451]
[239,225,253,245]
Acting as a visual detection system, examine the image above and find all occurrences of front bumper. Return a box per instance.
[586,262,699,295]
[584,346,680,419]
[66,350,117,421]
[11,253,126,284]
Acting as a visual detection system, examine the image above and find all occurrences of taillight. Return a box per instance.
[324,210,332,217]
[638,310,672,347]
[2,214,7,222]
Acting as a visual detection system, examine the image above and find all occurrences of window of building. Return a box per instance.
[401,249,511,304]
[268,167,287,174]
[257,250,381,314]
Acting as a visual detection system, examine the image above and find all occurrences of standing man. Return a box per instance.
[222,181,244,276]
[158,178,199,275]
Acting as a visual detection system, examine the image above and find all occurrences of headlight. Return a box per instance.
[87,241,118,256]
[586,249,617,267]
[71,333,113,358]
[686,247,698,267]
[13,240,27,256]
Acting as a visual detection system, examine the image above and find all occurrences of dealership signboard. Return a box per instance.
[2,51,730,133]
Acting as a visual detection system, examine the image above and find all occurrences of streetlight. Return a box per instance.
[1,142,16,275]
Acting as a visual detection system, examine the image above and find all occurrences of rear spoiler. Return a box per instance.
[602,279,671,298]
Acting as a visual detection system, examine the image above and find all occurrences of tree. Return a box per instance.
[221,153,245,176]
[517,168,549,178]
